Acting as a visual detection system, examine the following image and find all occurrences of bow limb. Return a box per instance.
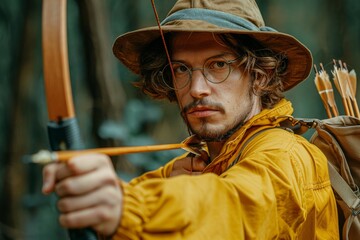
[41,0,97,239]
[42,0,74,122]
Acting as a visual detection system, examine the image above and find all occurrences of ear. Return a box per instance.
[252,73,267,96]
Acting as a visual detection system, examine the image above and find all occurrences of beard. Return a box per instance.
[190,117,246,142]
[180,99,253,142]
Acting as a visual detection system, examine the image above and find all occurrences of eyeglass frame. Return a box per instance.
[159,55,242,90]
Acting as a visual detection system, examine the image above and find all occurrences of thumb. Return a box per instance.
[42,163,58,194]
[189,150,210,171]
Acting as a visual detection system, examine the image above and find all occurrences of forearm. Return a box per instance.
[113,171,283,239]
[114,174,242,239]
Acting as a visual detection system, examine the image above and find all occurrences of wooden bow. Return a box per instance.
[42,0,97,239]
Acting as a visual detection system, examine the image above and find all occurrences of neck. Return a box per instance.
[206,97,262,161]
[207,141,226,160]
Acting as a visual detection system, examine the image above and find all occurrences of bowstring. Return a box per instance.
[150,0,175,85]
[150,0,193,137]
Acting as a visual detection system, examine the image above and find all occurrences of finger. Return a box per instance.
[46,154,111,186]
[198,149,210,161]
[92,212,121,236]
[198,150,210,164]
[66,154,113,175]
[55,162,74,181]
[57,185,121,213]
[42,163,61,194]
[59,203,121,236]
[169,165,204,177]
[169,155,206,177]
[54,154,113,192]
[55,164,118,197]
[191,157,207,171]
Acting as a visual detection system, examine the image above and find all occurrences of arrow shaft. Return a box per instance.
[56,143,186,161]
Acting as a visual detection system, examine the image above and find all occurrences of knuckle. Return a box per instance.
[57,198,71,212]
[103,155,113,165]
[56,179,76,195]
[100,186,122,205]
[93,153,113,167]
[195,159,206,168]
[43,164,54,175]
[43,164,58,179]
[95,207,112,222]
[99,169,118,186]
[59,214,73,227]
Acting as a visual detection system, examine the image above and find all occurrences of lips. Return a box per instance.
[187,106,220,118]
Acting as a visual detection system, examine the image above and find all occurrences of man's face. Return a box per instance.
[171,32,261,141]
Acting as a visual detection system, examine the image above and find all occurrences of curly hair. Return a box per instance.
[135,33,288,109]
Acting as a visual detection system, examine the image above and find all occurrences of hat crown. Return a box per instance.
[168,0,265,28]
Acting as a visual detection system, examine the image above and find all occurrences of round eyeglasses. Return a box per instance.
[159,56,241,90]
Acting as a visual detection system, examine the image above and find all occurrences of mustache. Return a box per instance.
[181,99,224,115]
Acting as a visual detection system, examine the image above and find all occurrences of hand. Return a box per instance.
[42,154,122,236]
[170,151,209,177]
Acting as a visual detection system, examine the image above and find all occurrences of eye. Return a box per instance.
[207,60,228,70]
[173,63,189,74]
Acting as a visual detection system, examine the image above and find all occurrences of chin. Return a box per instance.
[191,126,231,142]
[190,121,243,142]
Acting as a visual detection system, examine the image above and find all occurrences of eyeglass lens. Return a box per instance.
[161,56,237,90]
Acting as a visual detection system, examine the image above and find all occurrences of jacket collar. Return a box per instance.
[207,98,294,167]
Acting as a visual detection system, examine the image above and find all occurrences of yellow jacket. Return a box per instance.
[113,99,339,239]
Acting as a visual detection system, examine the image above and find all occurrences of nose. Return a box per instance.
[189,68,211,98]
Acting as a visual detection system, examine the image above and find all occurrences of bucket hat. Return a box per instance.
[113,0,312,91]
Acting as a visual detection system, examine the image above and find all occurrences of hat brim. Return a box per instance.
[113,21,312,91]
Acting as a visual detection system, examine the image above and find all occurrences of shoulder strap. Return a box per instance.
[328,161,360,210]
[226,128,279,170]
[328,160,360,240]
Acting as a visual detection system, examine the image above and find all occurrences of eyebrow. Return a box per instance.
[171,52,238,64]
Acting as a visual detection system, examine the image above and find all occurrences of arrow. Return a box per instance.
[31,135,205,164]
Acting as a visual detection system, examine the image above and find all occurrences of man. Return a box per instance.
[42,0,339,239]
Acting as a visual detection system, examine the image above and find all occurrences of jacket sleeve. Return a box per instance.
[128,153,188,186]
[112,130,337,239]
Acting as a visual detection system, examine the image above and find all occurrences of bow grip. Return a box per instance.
[47,118,84,151]
[47,118,98,240]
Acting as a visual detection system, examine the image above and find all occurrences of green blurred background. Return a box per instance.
[0,0,359,239]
